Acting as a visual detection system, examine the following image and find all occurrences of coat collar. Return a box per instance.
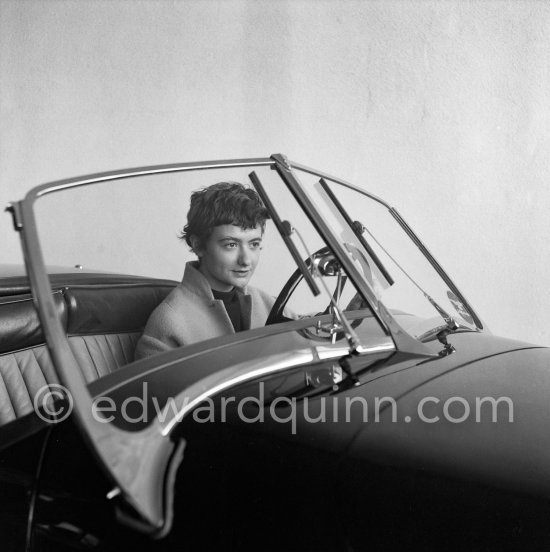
[181,261,248,301]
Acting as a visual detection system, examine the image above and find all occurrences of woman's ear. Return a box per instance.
[190,235,202,257]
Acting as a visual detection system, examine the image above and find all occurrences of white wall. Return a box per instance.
[1,0,549,344]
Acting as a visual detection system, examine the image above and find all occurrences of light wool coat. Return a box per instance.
[134,261,275,359]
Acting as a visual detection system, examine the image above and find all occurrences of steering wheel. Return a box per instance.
[265,246,334,326]
[265,245,375,345]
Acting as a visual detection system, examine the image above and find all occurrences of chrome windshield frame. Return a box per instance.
[23,158,275,201]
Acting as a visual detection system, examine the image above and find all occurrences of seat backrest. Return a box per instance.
[0,281,174,427]
[0,292,66,424]
[65,284,174,382]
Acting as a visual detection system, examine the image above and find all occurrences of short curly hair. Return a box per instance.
[180,182,269,251]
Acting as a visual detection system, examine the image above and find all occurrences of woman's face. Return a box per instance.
[195,224,263,291]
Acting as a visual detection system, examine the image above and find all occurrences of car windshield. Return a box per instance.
[30,162,393,359]
[28,159,480,361]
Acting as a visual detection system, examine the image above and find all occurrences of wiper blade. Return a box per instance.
[338,199,460,337]
[249,171,320,296]
[319,178,394,286]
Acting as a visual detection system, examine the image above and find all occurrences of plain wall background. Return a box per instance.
[1,0,549,344]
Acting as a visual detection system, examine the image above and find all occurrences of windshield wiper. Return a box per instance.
[249,171,320,296]
[318,178,394,287]
[339,201,460,340]
[317,177,462,344]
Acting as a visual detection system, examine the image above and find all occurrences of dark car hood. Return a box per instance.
[216,330,549,499]
[348,342,550,498]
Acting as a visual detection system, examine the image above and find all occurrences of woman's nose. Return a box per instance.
[237,246,251,266]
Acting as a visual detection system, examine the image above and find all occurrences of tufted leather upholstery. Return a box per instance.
[0,346,57,424]
[69,334,140,383]
[0,282,174,427]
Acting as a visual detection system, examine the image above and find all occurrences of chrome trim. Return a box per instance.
[160,339,398,436]
[160,349,315,435]
[23,158,274,201]
[315,342,395,359]
[354,342,397,355]
[289,160,392,208]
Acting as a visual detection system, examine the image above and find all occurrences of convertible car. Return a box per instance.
[1,154,549,551]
